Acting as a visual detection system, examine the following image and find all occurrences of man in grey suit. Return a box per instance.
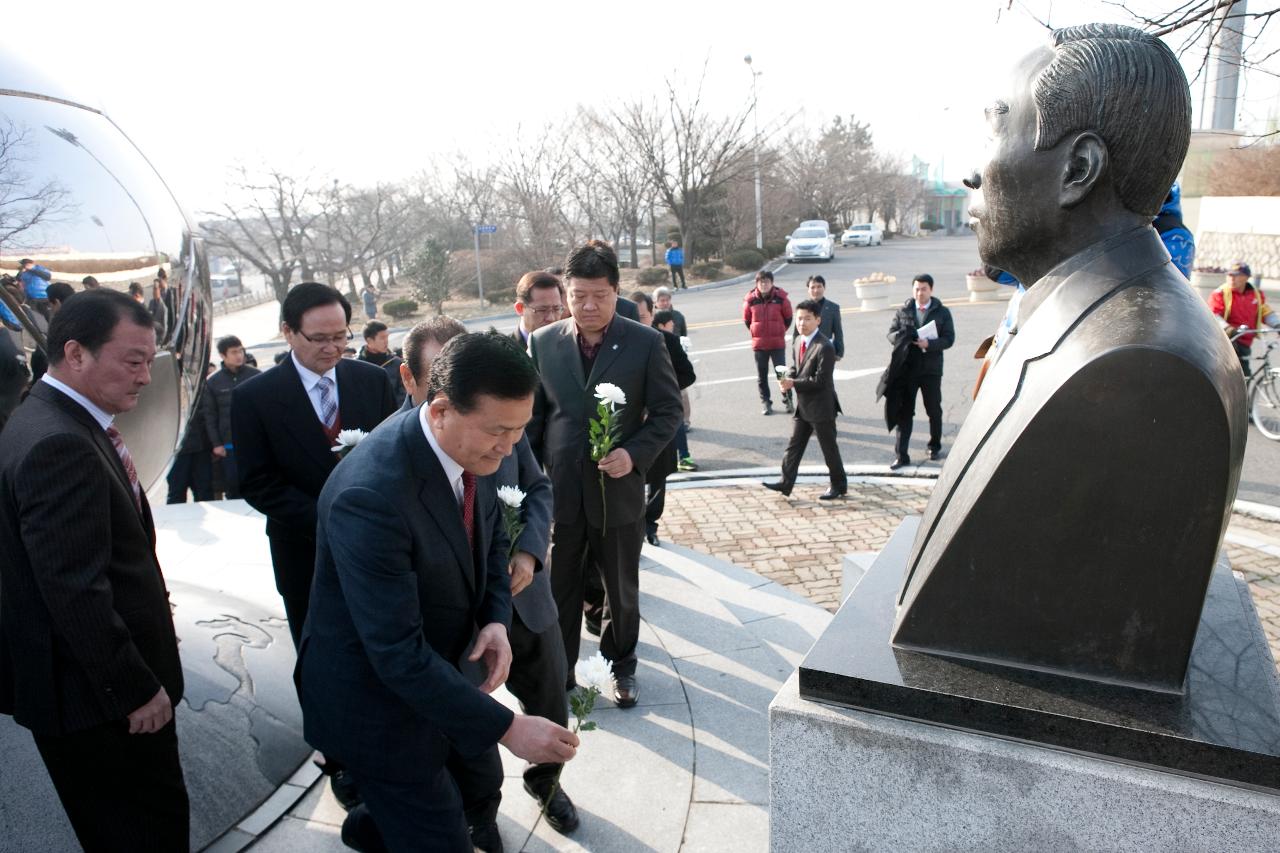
[300,332,578,851]
[527,241,683,707]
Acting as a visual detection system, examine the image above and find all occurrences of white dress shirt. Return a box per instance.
[41,374,114,431]
[292,352,339,424]
[420,403,466,508]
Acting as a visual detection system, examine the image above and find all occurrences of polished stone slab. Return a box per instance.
[799,517,1280,792]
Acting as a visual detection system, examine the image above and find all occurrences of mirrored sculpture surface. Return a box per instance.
[0,60,210,488]
[892,24,1247,693]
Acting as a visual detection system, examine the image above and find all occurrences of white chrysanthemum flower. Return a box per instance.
[331,429,369,451]
[496,485,526,509]
[594,383,626,407]
[574,652,614,694]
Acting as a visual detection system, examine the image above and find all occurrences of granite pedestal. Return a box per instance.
[769,518,1280,850]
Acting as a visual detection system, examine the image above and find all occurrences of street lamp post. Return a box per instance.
[745,54,763,251]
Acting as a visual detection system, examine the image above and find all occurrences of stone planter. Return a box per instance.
[1190,271,1221,305]
[854,277,894,311]
[965,273,999,302]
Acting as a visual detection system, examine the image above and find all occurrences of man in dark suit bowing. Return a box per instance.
[232,281,397,650]
[300,332,578,852]
[765,299,847,500]
[527,241,682,707]
[0,289,189,851]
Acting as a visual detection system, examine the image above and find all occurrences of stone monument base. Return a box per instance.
[769,517,1280,850]
[770,671,1280,851]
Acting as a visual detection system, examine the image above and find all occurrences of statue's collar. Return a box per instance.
[1013,225,1154,334]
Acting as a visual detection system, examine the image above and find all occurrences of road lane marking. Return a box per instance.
[697,366,883,387]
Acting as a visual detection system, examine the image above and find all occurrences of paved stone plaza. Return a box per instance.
[661,476,1280,665]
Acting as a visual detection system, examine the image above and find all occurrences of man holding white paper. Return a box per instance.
[886,274,955,468]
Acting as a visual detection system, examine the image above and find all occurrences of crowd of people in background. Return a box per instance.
[0,238,1273,852]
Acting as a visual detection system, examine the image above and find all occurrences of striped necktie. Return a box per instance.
[105,425,142,510]
[316,376,337,428]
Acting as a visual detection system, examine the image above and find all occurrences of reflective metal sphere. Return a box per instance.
[0,60,211,489]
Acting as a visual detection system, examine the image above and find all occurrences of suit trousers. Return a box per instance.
[753,349,788,405]
[894,373,943,461]
[165,451,213,504]
[34,720,190,853]
[348,763,472,852]
[267,528,317,650]
[780,418,847,492]
[645,480,667,537]
[452,609,568,810]
[552,515,643,679]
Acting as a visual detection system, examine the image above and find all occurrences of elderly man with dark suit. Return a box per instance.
[300,332,578,852]
[395,307,580,847]
[527,241,683,707]
[232,282,397,650]
[765,299,847,500]
[0,289,189,851]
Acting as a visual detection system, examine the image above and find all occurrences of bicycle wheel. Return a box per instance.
[1250,372,1280,440]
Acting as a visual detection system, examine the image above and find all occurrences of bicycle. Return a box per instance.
[1231,328,1280,441]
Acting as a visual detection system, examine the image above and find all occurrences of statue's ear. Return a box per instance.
[1060,132,1107,208]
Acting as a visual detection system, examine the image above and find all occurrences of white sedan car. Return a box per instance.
[841,223,883,247]
[785,226,835,262]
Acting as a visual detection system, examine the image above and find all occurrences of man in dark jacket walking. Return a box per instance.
[203,335,261,499]
[792,275,844,360]
[743,269,793,415]
[886,274,955,468]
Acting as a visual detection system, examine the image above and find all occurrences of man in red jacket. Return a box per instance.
[743,269,793,415]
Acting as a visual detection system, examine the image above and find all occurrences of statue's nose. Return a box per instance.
[963,171,982,191]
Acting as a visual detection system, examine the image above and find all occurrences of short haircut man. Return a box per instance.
[45,282,76,314]
[300,329,577,850]
[630,291,653,313]
[653,308,675,328]
[217,334,244,356]
[128,281,144,300]
[756,269,774,284]
[281,281,351,333]
[81,275,100,289]
[362,320,388,341]
[913,273,934,288]
[514,271,565,340]
[0,287,189,850]
[516,270,564,304]
[401,316,468,407]
[526,240,683,707]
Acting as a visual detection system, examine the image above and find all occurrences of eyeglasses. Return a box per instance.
[295,328,354,347]
[530,305,563,317]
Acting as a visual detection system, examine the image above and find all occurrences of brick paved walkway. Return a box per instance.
[660,481,1280,667]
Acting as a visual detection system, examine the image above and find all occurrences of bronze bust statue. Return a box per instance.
[892,24,1247,693]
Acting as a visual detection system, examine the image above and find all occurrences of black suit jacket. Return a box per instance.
[490,435,558,634]
[648,329,697,484]
[0,382,183,735]
[886,297,955,378]
[792,298,844,359]
[233,355,396,545]
[299,410,514,782]
[790,332,841,423]
[527,317,683,528]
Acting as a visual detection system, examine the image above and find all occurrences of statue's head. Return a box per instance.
[966,24,1191,282]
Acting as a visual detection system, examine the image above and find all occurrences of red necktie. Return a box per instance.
[461,471,476,550]
[105,425,142,511]
[799,340,807,363]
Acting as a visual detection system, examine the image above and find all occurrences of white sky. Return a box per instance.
[11,0,1279,213]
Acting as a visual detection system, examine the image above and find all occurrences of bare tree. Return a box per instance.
[0,119,73,252]
[201,166,325,305]
[497,125,575,270]
[616,66,756,263]
[1208,141,1280,192]
[779,115,875,229]
[575,109,653,267]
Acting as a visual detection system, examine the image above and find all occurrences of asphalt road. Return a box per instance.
[661,234,1280,507]
[221,233,1279,506]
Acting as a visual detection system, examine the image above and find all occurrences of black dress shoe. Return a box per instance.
[584,615,601,637]
[645,529,659,546]
[761,402,773,415]
[469,820,504,852]
[613,674,639,708]
[524,781,580,834]
[340,804,384,852]
[929,448,944,461]
[762,481,792,497]
[818,489,847,500]
[889,457,910,471]
[329,769,363,811]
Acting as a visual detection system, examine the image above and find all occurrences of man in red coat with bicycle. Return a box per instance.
[1208,262,1279,376]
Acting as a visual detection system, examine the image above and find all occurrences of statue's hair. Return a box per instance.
[1034,23,1191,217]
